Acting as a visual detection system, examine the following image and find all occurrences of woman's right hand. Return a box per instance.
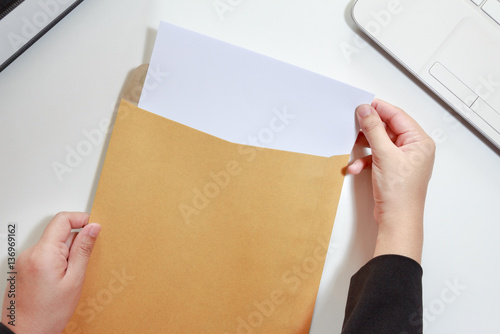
[348,99,436,263]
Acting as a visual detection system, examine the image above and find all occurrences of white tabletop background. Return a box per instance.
[0,0,499,333]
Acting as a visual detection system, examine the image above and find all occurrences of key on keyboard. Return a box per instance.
[482,0,500,25]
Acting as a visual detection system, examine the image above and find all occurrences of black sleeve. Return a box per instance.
[342,254,423,334]
[0,323,14,334]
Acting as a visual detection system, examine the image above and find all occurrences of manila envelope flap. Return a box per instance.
[65,66,350,333]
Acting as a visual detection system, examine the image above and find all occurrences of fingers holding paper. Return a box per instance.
[1,212,101,334]
[347,99,431,174]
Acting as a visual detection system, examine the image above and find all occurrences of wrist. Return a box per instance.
[374,219,424,264]
[1,315,42,334]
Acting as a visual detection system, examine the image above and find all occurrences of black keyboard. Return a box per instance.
[0,0,24,20]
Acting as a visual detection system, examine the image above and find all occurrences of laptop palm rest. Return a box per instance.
[426,18,500,133]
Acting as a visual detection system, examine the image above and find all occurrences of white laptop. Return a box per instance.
[352,0,500,150]
[0,0,83,72]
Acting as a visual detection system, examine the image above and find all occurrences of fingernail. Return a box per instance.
[89,224,101,238]
[357,106,372,118]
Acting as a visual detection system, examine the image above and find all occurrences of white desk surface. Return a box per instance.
[1,0,499,333]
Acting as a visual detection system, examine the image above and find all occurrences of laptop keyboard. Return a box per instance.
[472,0,500,26]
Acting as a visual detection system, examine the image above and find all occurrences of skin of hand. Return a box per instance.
[348,99,435,264]
[1,212,101,334]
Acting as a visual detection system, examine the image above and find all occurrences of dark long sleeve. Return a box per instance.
[0,323,14,334]
[342,254,423,334]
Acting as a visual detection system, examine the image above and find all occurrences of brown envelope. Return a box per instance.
[65,82,350,334]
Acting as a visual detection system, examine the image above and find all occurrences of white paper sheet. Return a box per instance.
[139,21,374,157]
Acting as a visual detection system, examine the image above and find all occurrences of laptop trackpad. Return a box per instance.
[428,17,500,114]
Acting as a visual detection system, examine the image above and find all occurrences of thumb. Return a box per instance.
[65,223,101,283]
[356,104,393,151]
